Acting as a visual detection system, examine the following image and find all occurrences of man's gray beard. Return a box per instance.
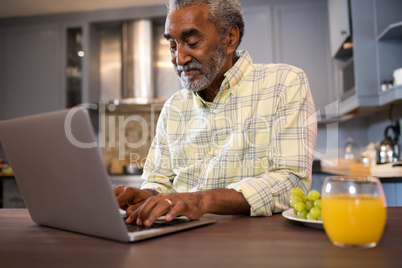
[175,44,226,92]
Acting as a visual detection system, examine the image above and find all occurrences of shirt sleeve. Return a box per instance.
[227,70,317,216]
[140,103,176,194]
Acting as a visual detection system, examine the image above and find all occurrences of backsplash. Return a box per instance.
[101,104,163,174]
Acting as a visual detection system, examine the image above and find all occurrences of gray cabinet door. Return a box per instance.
[0,24,63,120]
[239,5,273,64]
[273,1,333,111]
[327,0,351,57]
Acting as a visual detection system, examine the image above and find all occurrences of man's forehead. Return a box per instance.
[164,3,211,39]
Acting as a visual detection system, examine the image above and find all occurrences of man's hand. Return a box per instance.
[113,186,157,218]
[126,192,207,226]
[125,189,250,227]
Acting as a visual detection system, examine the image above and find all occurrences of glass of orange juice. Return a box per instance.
[321,176,387,248]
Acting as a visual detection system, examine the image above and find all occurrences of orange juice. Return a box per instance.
[322,193,386,246]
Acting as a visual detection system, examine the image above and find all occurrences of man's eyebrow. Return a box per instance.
[163,28,201,40]
[179,28,200,39]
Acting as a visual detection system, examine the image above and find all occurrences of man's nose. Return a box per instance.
[173,45,192,66]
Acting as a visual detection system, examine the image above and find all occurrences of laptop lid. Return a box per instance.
[0,108,133,242]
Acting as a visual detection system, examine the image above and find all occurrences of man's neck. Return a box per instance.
[198,86,221,103]
[197,54,239,103]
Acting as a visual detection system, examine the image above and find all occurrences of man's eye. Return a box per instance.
[170,46,177,52]
[188,41,199,47]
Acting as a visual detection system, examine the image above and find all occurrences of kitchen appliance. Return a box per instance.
[377,124,400,164]
[99,19,172,105]
[121,20,159,104]
[393,67,402,87]
[344,137,356,159]
[339,57,355,101]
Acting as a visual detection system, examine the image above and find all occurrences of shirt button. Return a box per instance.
[213,109,219,114]
[214,149,219,155]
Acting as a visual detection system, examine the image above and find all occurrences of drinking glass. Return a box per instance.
[321,176,387,248]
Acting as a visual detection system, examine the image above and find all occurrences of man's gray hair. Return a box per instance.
[167,0,245,49]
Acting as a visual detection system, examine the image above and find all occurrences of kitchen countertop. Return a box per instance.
[109,174,144,188]
[314,159,402,182]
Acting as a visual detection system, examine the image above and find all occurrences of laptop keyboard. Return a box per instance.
[125,218,190,232]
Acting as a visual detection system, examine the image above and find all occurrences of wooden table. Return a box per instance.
[1,208,402,268]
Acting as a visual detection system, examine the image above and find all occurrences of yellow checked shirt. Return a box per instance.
[141,50,317,216]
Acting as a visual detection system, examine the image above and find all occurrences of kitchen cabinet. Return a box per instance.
[382,182,402,207]
[328,0,402,115]
[0,177,25,208]
[272,1,333,111]
[338,0,378,115]
[375,0,402,106]
[240,0,333,112]
[0,24,63,120]
[239,5,273,64]
[66,28,84,107]
[327,0,351,57]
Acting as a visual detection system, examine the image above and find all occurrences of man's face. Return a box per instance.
[164,4,228,92]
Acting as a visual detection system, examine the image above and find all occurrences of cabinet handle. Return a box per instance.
[341,30,347,35]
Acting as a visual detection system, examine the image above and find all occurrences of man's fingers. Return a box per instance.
[137,197,163,226]
[115,187,135,208]
[135,197,173,226]
[126,203,143,217]
[165,200,184,221]
[113,185,124,197]
[126,206,140,224]
[125,193,203,226]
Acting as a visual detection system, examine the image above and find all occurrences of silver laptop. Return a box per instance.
[0,108,214,242]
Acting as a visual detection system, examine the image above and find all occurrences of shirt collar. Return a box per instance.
[221,50,253,95]
[194,91,212,107]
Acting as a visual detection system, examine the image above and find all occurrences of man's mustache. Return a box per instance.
[175,59,203,72]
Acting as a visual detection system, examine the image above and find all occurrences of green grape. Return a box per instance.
[314,199,322,209]
[291,187,304,198]
[290,196,301,207]
[308,190,320,201]
[294,201,306,212]
[297,210,308,219]
[317,216,322,221]
[309,207,321,219]
[307,212,317,220]
[289,189,322,222]
[305,200,314,211]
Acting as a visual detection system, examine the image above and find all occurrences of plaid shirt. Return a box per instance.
[141,50,317,216]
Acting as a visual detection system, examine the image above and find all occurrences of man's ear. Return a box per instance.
[226,25,240,55]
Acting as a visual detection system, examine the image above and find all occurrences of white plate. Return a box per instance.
[282,208,323,229]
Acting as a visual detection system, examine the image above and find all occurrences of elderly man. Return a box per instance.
[114,0,317,226]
